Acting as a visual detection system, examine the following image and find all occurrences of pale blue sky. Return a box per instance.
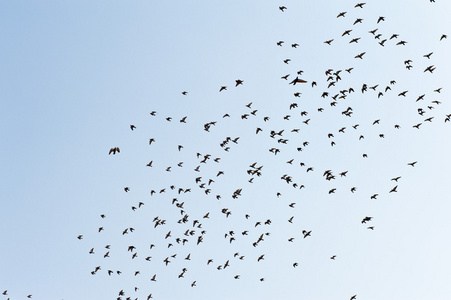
[1,1,451,299]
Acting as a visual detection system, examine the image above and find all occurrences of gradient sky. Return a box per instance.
[1,1,451,299]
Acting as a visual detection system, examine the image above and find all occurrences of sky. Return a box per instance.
[1,0,451,299]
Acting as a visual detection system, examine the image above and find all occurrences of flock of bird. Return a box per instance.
[98,2,449,300]
[3,1,448,300]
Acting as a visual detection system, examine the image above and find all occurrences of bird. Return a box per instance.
[424,52,433,59]
[355,52,366,59]
[109,147,120,155]
[289,77,307,85]
[424,65,435,73]
[302,230,312,238]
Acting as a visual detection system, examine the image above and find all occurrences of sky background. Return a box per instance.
[1,0,451,299]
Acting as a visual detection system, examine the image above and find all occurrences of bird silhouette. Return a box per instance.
[108,147,120,155]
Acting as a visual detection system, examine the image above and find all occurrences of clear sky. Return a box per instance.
[1,1,450,299]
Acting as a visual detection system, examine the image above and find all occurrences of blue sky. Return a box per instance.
[1,1,450,299]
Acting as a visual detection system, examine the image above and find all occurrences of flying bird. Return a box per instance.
[289,77,307,85]
[109,147,120,155]
[355,52,366,59]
